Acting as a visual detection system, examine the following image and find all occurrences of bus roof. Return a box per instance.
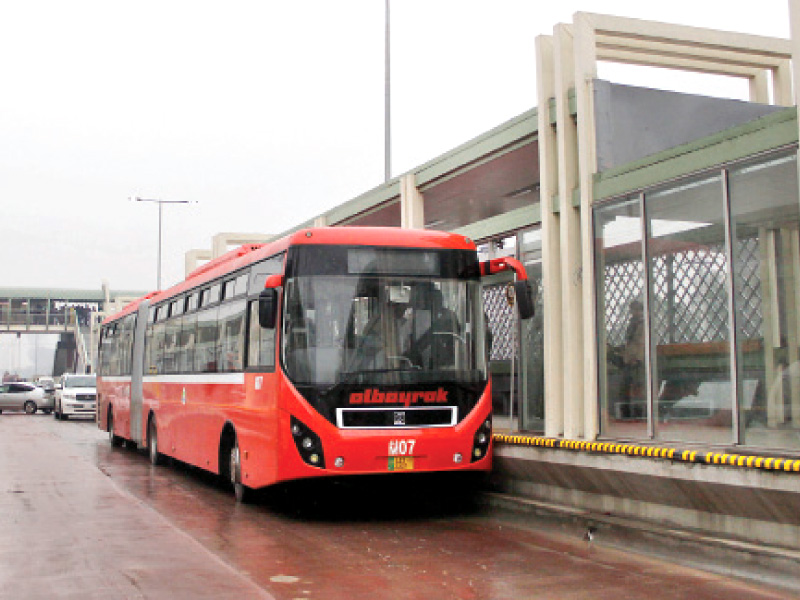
[102,227,476,325]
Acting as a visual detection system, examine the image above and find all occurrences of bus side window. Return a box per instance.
[121,314,136,376]
[151,320,166,375]
[178,312,197,373]
[99,326,113,375]
[248,300,275,370]
[107,324,120,376]
[163,315,182,374]
[218,299,246,372]
[144,322,156,374]
[195,306,219,373]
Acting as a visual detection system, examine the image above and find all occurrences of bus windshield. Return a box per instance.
[282,247,487,388]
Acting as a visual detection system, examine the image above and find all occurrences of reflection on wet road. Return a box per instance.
[0,415,792,599]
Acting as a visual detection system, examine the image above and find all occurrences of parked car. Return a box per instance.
[34,376,56,399]
[0,381,50,414]
[54,374,97,421]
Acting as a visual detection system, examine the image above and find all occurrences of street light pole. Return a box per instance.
[385,0,391,182]
[131,197,192,290]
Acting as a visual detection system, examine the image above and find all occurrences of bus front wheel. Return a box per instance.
[228,437,252,504]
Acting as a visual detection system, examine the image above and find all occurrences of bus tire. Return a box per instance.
[108,408,123,447]
[148,417,164,466]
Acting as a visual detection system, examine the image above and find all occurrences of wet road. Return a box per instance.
[0,414,793,600]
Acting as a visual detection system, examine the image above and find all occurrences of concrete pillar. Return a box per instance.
[790,0,800,109]
[211,232,273,259]
[748,70,770,104]
[400,173,425,229]
[574,12,600,441]
[185,249,212,278]
[554,24,584,439]
[536,34,565,438]
[772,59,793,106]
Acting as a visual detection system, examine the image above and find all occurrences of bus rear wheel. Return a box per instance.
[108,408,123,447]
[148,418,164,466]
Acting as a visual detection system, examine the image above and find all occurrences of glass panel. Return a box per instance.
[282,276,486,386]
[519,228,544,432]
[207,285,221,305]
[248,254,284,295]
[30,299,47,325]
[595,197,649,439]
[234,273,249,296]
[119,315,135,376]
[194,306,219,373]
[11,299,27,325]
[151,321,165,374]
[145,322,156,374]
[248,301,276,369]
[162,316,182,374]
[0,299,10,326]
[729,152,800,450]
[222,280,236,301]
[48,300,67,327]
[178,313,197,372]
[484,235,518,431]
[218,300,246,372]
[647,173,733,444]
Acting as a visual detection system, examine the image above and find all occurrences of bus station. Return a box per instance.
[192,7,799,558]
[3,4,800,598]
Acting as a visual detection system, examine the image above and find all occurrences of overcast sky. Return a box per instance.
[0,1,791,293]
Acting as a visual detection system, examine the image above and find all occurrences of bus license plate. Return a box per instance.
[388,456,414,471]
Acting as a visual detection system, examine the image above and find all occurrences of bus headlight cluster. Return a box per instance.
[290,416,325,469]
[471,416,492,462]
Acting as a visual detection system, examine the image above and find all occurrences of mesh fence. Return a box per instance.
[483,278,544,362]
[603,237,762,346]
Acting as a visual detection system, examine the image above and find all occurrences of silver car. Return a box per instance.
[0,382,49,414]
[54,374,97,420]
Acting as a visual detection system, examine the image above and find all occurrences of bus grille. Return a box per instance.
[336,407,457,429]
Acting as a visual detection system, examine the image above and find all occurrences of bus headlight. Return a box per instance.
[290,416,326,469]
[471,416,492,463]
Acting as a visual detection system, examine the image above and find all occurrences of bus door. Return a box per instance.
[130,301,150,446]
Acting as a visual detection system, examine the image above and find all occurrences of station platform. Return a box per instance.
[491,433,800,557]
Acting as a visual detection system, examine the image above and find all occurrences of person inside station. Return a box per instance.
[616,298,646,419]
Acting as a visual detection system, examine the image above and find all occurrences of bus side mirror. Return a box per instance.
[514,280,536,320]
[259,273,283,329]
[258,288,279,329]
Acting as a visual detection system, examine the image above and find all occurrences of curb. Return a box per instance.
[493,433,800,473]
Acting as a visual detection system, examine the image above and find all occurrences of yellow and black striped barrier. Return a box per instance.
[493,433,800,473]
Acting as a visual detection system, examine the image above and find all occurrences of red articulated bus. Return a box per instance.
[97,227,533,501]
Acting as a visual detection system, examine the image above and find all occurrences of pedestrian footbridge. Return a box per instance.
[0,286,145,376]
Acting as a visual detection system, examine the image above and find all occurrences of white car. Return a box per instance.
[54,374,97,420]
[0,382,48,414]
